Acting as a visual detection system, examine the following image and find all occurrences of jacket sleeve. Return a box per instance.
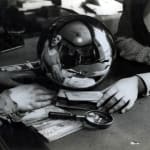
[116,0,150,65]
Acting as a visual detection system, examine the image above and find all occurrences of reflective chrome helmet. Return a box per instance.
[38,15,116,90]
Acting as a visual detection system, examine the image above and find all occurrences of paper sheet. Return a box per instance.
[63,77,96,88]
[21,105,82,142]
[65,91,103,103]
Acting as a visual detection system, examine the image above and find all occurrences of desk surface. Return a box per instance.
[51,97,150,150]
[0,38,150,150]
[50,60,150,150]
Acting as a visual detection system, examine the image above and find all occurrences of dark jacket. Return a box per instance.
[116,0,150,64]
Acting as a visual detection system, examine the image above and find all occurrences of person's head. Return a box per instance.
[51,34,62,47]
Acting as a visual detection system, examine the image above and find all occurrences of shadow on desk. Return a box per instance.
[95,56,150,90]
[113,57,150,77]
[0,120,50,150]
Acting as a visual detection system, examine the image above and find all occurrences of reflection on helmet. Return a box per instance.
[39,15,115,89]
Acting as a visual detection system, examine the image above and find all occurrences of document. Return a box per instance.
[58,89,103,103]
[21,105,82,142]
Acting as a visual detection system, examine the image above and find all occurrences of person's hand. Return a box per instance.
[51,65,64,83]
[8,84,56,112]
[97,76,139,114]
[0,90,18,115]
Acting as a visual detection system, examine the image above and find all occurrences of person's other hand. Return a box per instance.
[8,84,56,112]
[43,48,61,68]
[97,76,139,114]
[51,65,64,83]
[0,71,36,88]
[0,71,21,88]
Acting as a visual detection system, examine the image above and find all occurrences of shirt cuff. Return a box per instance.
[136,73,150,96]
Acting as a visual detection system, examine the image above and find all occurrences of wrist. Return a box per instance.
[1,90,18,113]
[0,90,21,122]
[135,75,147,96]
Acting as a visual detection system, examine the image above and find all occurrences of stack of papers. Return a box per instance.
[58,89,103,103]
[63,77,96,88]
[22,105,82,141]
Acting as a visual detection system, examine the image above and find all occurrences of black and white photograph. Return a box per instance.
[0,0,149,150]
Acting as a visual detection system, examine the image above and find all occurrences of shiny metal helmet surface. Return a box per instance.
[38,15,116,90]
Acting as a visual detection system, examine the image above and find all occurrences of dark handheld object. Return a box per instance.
[48,110,113,129]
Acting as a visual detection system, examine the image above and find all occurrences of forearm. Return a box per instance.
[116,37,150,65]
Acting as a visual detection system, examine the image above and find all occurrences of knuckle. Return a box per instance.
[39,95,48,100]
[114,105,120,111]
[109,106,117,113]
[106,98,117,107]
[107,99,114,105]
[129,102,134,108]
[115,93,123,100]
[97,101,103,107]
[43,95,51,99]
[108,87,117,95]
[119,99,126,106]
[29,103,35,109]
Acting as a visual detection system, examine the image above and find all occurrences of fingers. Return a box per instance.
[101,96,134,114]
[31,85,56,101]
[7,79,20,87]
[36,94,56,102]
[30,84,55,93]
[52,70,64,83]
[121,101,135,114]
[108,98,129,113]
[34,88,56,94]
[97,86,135,114]
[53,71,62,82]
[97,87,117,107]
[31,101,51,109]
[103,92,123,110]
[101,85,112,93]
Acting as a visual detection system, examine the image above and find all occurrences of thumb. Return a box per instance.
[97,86,112,107]
[7,78,20,87]
[101,85,112,93]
